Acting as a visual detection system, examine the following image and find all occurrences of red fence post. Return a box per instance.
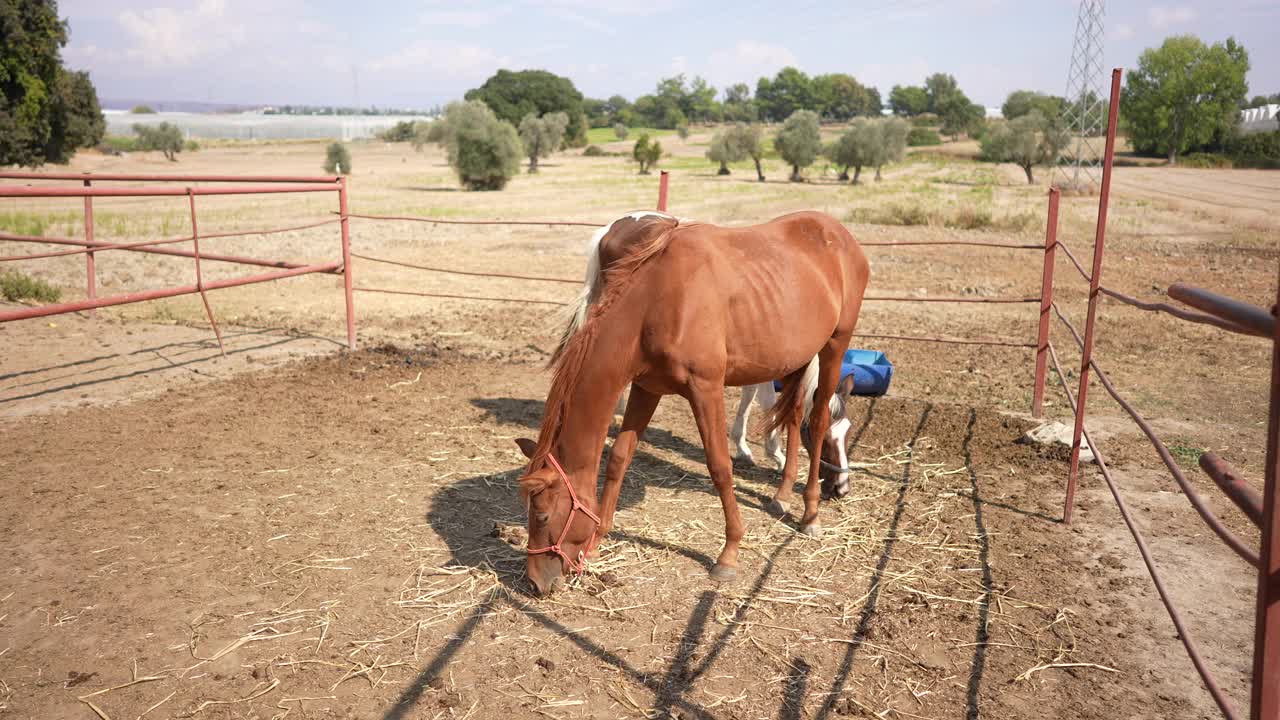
[339,177,356,351]
[657,170,669,212]
[1032,187,1060,417]
[1254,262,1280,720]
[1064,68,1123,524]
[83,179,95,316]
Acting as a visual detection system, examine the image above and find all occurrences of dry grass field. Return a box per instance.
[0,132,1277,719]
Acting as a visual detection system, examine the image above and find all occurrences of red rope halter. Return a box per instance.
[525,453,601,574]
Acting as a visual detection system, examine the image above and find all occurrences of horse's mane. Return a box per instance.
[527,216,681,472]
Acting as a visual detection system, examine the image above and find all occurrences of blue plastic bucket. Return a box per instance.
[771,348,894,397]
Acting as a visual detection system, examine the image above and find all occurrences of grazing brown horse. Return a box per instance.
[514,210,870,595]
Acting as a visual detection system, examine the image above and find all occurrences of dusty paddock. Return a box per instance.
[1,137,1277,719]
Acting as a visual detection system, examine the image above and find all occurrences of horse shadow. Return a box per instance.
[423,396,794,586]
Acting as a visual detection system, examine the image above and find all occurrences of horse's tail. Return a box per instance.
[548,223,609,367]
[764,355,819,435]
[763,355,849,437]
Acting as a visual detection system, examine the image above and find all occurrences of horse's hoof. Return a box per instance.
[800,522,823,538]
[709,564,738,582]
[765,498,788,516]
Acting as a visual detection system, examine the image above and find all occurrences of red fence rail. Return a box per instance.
[0,172,354,352]
[1038,69,1279,720]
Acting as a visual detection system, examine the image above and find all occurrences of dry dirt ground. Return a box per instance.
[1,136,1277,719]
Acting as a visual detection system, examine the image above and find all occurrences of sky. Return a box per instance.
[59,0,1280,109]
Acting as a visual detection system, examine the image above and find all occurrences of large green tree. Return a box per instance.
[1,0,103,167]
[1122,35,1250,163]
[889,85,929,116]
[811,73,880,120]
[756,67,814,122]
[465,69,587,147]
[1001,90,1065,122]
[774,109,821,181]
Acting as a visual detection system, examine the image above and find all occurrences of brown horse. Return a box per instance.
[514,210,870,594]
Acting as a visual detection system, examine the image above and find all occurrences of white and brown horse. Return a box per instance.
[515,210,870,594]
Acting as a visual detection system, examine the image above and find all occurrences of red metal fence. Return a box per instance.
[0,171,356,352]
[1038,69,1278,720]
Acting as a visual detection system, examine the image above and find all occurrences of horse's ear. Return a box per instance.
[838,374,857,397]
[514,438,537,459]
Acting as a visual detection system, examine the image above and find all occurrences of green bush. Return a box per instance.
[184,139,200,152]
[1178,152,1233,169]
[101,135,137,153]
[583,144,607,157]
[130,104,156,114]
[907,128,942,146]
[380,120,420,142]
[614,123,629,140]
[324,141,352,174]
[911,114,940,127]
[633,133,662,174]
[1,270,61,303]
[1226,130,1280,169]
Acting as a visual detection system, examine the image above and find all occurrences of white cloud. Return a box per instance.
[705,40,797,88]
[1149,6,1197,28]
[116,0,247,68]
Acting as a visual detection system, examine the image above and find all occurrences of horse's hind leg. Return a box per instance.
[597,385,661,554]
[799,337,850,536]
[686,378,744,582]
[730,383,758,463]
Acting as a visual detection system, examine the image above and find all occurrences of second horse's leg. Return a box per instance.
[730,383,758,463]
[756,381,787,469]
[799,339,849,536]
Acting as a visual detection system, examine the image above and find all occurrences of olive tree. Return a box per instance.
[774,109,821,181]
[825,118,875,183]
[980,111,1068,184]
[633,134,662,174]
[871,117,910,180]
[732,124,766,181]
[707,128,746,174]
[428,100,523,190]
[517,111,568,172]
[133,122,184,160]
[614,122,628,140]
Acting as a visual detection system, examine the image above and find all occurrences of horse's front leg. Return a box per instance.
[595,385,661,556]
[686,378,744,582]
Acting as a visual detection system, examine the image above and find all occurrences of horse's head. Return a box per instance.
[514,438,598,596]
[817,375,857,498]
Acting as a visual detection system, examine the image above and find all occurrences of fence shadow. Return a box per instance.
[0,328,340,406]
[963,408,995,720]
[814,403,932,719]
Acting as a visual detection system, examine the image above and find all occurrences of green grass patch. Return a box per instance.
[585,126,676,145]
[1167,440,1204,468]
[1,270,61,303]
[102,135,138,152]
